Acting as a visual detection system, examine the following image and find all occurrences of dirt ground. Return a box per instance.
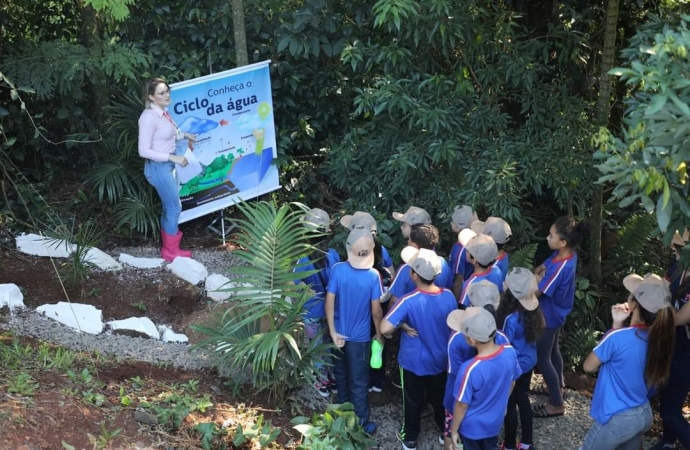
[0,336,297,449]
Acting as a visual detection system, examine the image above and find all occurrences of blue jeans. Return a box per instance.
[333,341,371,424]
[461,435,498,450]
[580,403,652,450]
[536,326,564,407]
[144,160,181,234]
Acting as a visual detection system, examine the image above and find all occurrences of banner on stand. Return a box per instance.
[169,61,280,224]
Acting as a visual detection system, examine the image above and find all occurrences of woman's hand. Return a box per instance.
[169,154,188,167]
[184,133,198,143]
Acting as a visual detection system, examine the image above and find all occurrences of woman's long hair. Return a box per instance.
[638,303,675,388]
[497,290,545,343]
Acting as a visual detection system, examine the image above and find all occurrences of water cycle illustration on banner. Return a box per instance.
[169,61,280,223]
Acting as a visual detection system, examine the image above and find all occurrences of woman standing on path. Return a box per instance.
[138,78,197,262]
[580,273,674,450]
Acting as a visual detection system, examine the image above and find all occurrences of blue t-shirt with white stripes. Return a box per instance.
[453,345,522,439]
[538,251,577,328]
[385,288,457,375]
[590,326,649,425]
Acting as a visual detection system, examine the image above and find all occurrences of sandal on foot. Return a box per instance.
[532,403,564,418]
[530,384,550,396]
[530,385,569,399]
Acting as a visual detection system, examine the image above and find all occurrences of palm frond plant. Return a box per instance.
[83,88,160,235]
[192,201,333,403]
[112,190,160,237]
[509,243,538,270]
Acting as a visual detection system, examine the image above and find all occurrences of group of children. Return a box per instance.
[296,204,690,450]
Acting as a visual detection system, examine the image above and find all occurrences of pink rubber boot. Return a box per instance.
[160,230,192,262]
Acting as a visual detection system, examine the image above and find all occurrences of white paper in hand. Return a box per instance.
[175,149,203,184]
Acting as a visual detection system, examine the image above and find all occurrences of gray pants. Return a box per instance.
[580,403,652,450]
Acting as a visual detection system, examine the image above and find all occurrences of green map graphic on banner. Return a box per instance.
[169,61,280,224]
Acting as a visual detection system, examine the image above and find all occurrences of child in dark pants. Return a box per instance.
[380,246,457,450]
[497,268,545,450]
[448,307,522,450]
[325,228,384,434]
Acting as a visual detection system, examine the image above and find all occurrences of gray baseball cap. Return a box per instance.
[623,273,672,313]
[401,246,442,281]
[452,205,477,230]
[471,217,512,244]
[466,280,500,309]
[392,206,432,225]
[300,207,330,231]
[447,307,497,342]
[505,267,539,311]
[340,211,377,232]
[459,230,498,266]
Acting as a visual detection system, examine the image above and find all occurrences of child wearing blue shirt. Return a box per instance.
[532,216,587,418]
[326,228,384,434]
[295,208,341,397]
[340,210,396,392]
[471,216,512,282]
[497,268,545,450]
[448,307,522,450]
[458,230,503,308]
[380,246,457,450]
[449,205,478,300]
[389,224,454,306]
[580,273,675,450]
[443,280,504,450]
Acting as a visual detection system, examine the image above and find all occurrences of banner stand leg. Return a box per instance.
[206,208,236,246]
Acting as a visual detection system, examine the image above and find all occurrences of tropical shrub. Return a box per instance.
[595,14,690,247]
[192,201,331,403]
[292,403,377,450]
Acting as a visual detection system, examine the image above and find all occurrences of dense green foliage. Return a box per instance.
[2,0,690,376]
[595,14,690,245]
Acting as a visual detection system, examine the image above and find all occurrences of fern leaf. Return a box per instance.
[509,243,537,270]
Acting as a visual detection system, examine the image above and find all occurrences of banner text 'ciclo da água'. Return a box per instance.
[169,61,280,223]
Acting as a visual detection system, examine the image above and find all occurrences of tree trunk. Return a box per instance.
[590,0,620,286]
[231,0,249,67]
[79,4,108,126]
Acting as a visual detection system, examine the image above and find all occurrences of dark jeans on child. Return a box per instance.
[370,300,390,388]
[461,435,499,450]
[399,368,446,442]
[658,328,690,448]
[333,341,371,424]
[504,369,534,447]
[536,326,564,407]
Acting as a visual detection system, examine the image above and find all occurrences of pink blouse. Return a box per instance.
[138,104,184,162]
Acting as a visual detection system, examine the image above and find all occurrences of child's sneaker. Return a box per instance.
[396,431,416,450]
[327,374,338,393]
[368,381,384,393]
[362,421,377,435]
[313,380,330,397]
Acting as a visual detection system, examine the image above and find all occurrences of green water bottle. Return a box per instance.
[370,339,383,369]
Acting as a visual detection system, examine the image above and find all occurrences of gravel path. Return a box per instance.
[0,246,659,449]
